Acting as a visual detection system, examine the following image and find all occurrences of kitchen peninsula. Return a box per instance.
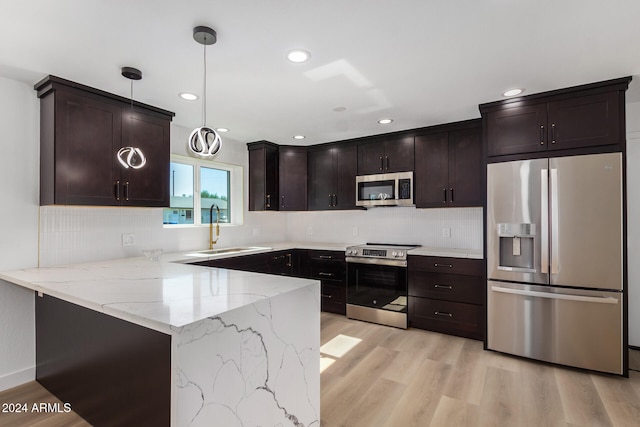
[0,254,320,427]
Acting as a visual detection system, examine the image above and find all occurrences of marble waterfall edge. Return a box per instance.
[172,284,320,427]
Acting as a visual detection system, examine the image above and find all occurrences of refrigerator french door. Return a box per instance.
[486,152,624,374]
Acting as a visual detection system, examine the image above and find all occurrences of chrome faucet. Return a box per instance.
[209,204,220,249]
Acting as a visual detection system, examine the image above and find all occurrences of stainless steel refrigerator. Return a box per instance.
[486,152,625,375]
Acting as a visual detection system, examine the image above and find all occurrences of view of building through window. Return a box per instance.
[163,161,230,225]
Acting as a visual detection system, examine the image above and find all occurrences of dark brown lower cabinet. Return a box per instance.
[191,249,347,314]
[408,255,485,340]
[308,250,347,315]
[36,294,170,427]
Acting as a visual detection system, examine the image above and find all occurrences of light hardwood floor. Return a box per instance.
[320,313,640,427]
[1,313,639,426]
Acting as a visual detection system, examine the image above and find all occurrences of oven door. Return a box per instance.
[346,262,408,328]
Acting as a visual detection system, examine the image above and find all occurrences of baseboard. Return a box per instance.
[0,366,35,392]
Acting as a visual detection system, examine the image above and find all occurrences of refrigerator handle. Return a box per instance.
[550,168,559,274]
[490,285,618,304]
[541,169,549,274]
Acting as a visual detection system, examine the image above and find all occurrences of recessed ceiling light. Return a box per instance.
[378,118,393,124]
[333,106,347,112]
[287,50,311,63]
[179,92,199,101]
[293,135,305,140]
[216,128,229,133]
[503,88,523,97]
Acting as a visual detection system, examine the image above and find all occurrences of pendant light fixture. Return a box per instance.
[188,26,222,159]
[118,66,147,169]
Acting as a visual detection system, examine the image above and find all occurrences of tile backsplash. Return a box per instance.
[39,205,483,267]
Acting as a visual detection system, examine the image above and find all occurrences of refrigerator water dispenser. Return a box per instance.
[497,223,536,272]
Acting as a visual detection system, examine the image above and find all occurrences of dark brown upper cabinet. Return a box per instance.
[278,146,307,211]
[247,142,308,211]
[308,144,358,210]
[481,77,631,158]
[247,141,279,211]
[414,120,482,208]
[357,135,414,175]
[36,76,173,207]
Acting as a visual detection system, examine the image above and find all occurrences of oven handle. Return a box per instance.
[345,256,407,267]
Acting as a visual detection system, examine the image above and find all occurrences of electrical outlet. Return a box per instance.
[352,226,359,236]
[306,227,313,235]
[441,227,451,238]
[122,233,135,247]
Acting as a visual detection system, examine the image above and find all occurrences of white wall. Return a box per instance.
[0,76,39,391]
[286,207,483,250]
[626,80,640,347]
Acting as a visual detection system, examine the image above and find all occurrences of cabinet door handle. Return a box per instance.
[281,195,285,208]
[124,181,129,201]
[450,187,454,204]
[318,272,334,277]
[380,156,384,171]
[333,194,337,207]
[540,125,545,145]
[434,284,453,290]
[328,194,333,207]
[434,263,453,268]
[114,180,121,201]
[434,311,453,317]
[321,294,333,299]
[551,123,556,144]
[272,255,285,260]
[385,155,389,170]
[443,188,447,204]
[266,194,271,208]
[286,253,292,267]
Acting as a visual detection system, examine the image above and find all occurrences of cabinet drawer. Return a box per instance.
[408,255,483,276]
[321,283,346,315]
[409,297,483,340]
[408,272,483,304]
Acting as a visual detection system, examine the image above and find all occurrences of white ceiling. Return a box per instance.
[2,0,640,146]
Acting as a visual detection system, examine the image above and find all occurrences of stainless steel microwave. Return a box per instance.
[355,171,414,207]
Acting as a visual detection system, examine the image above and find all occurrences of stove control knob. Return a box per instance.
[392,251,398,257]
[398,251,405,257]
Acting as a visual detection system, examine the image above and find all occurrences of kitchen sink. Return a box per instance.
[184,247,271,257]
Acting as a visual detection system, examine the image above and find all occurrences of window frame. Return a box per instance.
[163,154,244,227]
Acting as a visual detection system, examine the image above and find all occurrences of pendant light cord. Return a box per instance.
[203,34,207,126]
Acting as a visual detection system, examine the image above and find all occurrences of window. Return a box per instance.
[163,155,243,226]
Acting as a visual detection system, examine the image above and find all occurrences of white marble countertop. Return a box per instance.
[0,256,319,335]
[0,241,481,335]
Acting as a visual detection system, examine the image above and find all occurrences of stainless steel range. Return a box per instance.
[345,243,419,329]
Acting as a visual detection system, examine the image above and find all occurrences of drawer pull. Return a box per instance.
[319,255,333,259]
[434,284,452,290]
[318,272,334,277]
[434,311,453,317]
[434,263,453,268]
[321,294,333,299]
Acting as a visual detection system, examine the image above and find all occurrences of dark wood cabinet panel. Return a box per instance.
[547,91,620,151]
[36,294,170,426]
[415,132,449,207]
[357,136,414,174]
[408,255,484,340]
[414,121,482,208]
[409,297,483,340]
[334,144,358,209]
[482,77,631,158]
[248,141,279,211]
[279,147,307,210]
[36,76,173,207]
[121,109,171,207]
[486,103,547,157]
[308,145,358,210]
